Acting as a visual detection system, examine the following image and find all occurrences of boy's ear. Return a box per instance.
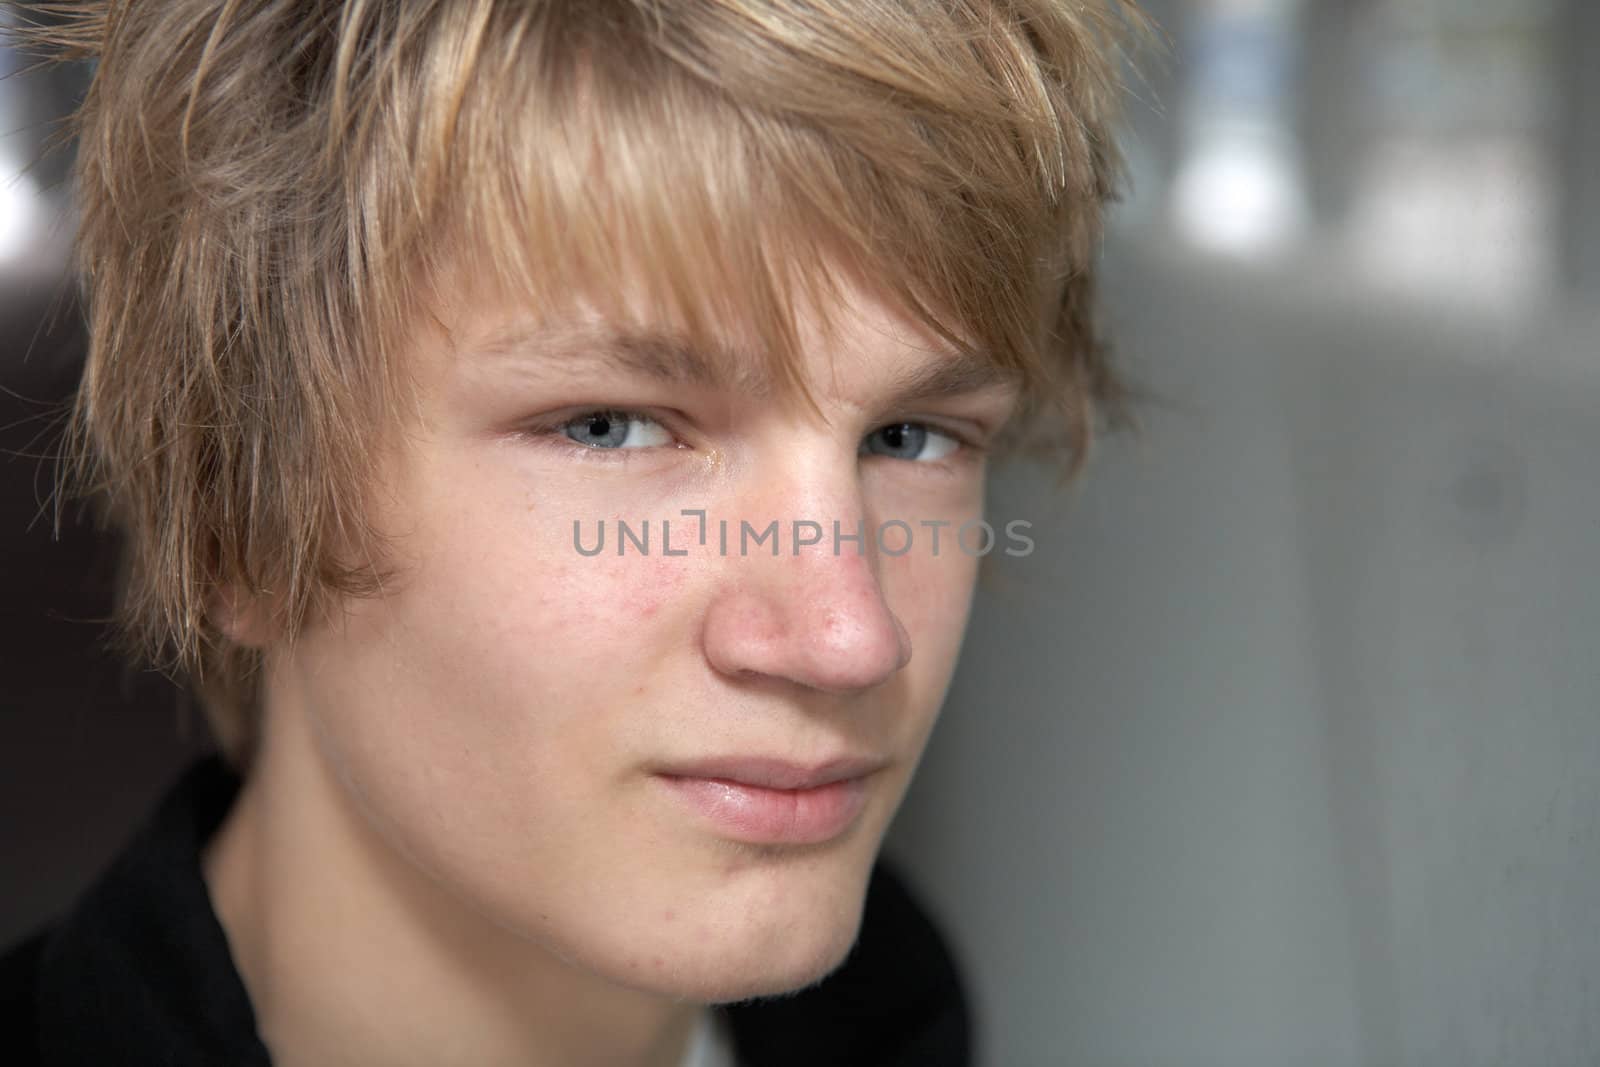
[210,584,275,649]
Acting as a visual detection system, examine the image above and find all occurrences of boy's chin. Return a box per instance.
[588,897,869,1005]
[643,925,862,1005]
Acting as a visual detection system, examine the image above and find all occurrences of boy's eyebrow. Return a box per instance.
[469,321,1022,404]
[881,347,1023,406]
[471,322,773,396]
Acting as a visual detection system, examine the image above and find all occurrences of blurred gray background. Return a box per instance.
[4,1,1597,1065]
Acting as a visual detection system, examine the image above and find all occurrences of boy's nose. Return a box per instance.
[699,489,912,696]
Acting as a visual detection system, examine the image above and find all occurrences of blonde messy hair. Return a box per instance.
[8,0,1149,767]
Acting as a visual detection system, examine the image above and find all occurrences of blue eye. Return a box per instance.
[862,422,960,462]
[560,411,672,450]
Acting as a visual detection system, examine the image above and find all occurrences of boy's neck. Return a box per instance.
[201,683,704,1067]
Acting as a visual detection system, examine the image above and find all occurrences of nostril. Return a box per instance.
[892,615,913,671]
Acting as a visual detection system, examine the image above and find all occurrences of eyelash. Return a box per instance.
[518,408,985,471]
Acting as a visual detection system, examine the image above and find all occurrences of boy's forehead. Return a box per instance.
[443,295,1023,408]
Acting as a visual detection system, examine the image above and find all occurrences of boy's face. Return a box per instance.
[269,267,1020,1002]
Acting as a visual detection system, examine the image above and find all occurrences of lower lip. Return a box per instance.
[656,774,870,845]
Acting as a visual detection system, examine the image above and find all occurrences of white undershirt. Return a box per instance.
[677,1007,739,1067]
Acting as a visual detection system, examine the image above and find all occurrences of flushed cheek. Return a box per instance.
[399,464,697,675]
[307,470,700,807]
[297,515,702,910]
[389,553,690,738]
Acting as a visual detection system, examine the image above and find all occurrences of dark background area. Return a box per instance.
[0,279,211,950]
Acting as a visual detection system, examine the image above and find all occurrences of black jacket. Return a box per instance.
[0,756,971,1066]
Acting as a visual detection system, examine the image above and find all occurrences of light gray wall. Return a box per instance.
[888,236,1600,1067]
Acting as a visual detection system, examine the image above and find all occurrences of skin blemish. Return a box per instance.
[627,557,687,623]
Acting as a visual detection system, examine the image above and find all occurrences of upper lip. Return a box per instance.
[655,755,889,790]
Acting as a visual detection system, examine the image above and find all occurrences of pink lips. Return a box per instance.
[654,756,882,845]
